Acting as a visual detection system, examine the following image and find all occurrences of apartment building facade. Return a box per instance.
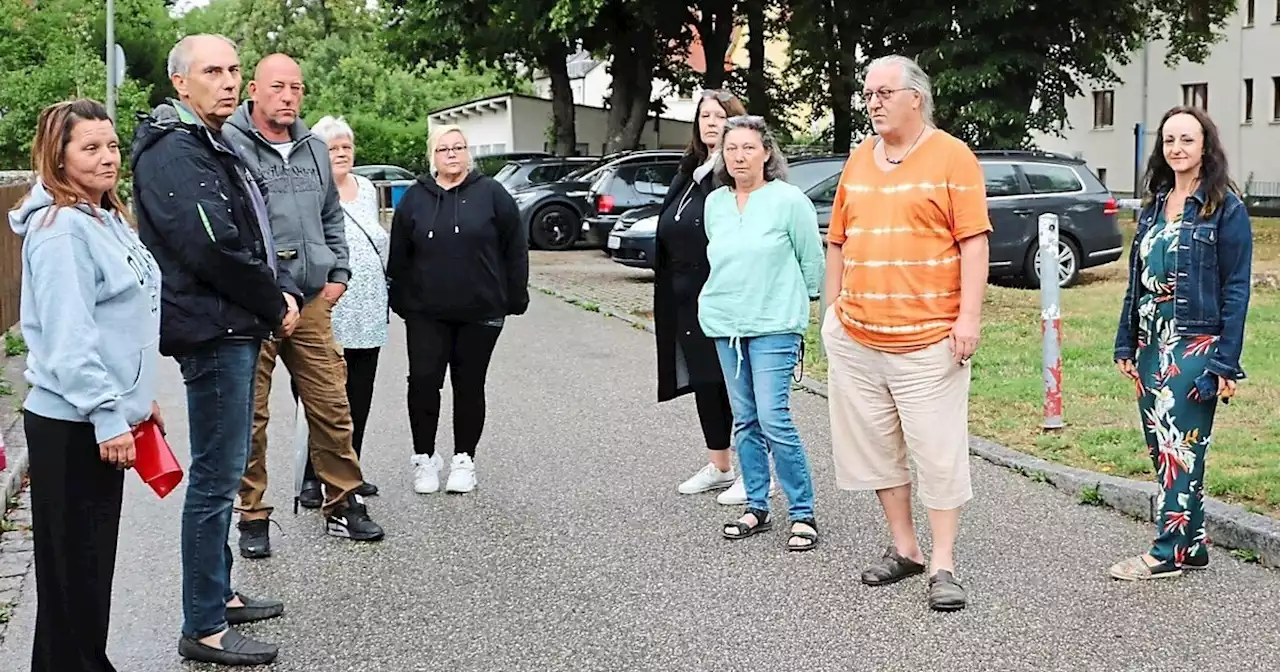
[1034,0,1280,197]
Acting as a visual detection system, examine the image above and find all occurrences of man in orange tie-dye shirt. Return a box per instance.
[820,55,992,613]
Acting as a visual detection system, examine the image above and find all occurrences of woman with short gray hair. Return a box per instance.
[291,114,389,505]
[699,115,826,550]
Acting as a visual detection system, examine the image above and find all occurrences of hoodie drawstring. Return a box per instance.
[729,336,743,380]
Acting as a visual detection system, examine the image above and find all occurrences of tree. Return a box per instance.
[0,0,152,169]
[786,0,1238,151]
[692,0,735,90]
[389,0,583,156]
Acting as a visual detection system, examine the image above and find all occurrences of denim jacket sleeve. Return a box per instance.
[1207,198,1252,380]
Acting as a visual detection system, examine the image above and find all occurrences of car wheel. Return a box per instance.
[529,205,579,251]
[1024,236,1082,289]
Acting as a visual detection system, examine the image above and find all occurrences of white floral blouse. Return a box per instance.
[332,175,390,350]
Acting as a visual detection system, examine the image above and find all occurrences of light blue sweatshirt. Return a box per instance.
[9,181,162,442]
[698,179,825,338]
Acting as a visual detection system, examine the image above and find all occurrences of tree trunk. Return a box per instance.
[538,42,578,155]
[697,0,735,90]
[605,35,656,152]
[823,0,853,152]
[744,0,769,115]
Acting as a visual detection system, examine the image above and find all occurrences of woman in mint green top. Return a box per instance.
[701,115,825,551]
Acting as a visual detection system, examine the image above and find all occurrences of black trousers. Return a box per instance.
[25,411,123,672]
[693,383,733,452]
[404,315,503,457]
[302,347,381,481]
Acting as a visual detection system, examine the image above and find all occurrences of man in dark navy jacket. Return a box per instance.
[132,33,298,667]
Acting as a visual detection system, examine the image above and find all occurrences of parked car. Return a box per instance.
[582,160,683,249]
[353,164,417,211]
[974,150,1122,287]
[474,151,554,177]
[494,156,599,193]
[353,164,415,181]
[510,150,683,251]
[608,154,847,269]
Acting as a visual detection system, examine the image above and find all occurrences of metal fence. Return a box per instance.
[0,178,33,331]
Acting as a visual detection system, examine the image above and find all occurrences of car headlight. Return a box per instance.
[627,215,658,234]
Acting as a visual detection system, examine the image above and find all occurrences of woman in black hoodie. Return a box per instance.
[655,90,752,504]
[387,124,529,496]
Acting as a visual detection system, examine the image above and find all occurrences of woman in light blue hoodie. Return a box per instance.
[8,99,162,672]
[700,115,825,551]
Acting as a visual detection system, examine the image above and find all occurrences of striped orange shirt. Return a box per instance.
[827,131,992,353]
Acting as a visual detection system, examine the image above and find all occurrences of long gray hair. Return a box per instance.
[714,115,788,188]
[866,54,935,127]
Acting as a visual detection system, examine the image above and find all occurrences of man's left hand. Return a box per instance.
[949,313,981,365]
[320,282,346,304]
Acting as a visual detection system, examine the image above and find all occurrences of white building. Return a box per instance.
[426,92,694,158]
[1034,1,1280,196]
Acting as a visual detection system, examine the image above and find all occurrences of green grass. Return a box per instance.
[805,216,1280,517]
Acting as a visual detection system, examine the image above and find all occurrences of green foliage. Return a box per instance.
[173,2,513,170]
[3,330,26,357]
[0,0,154,169]
[785,0,1238,150]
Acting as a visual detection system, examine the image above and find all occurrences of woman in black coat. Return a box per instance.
[655,90,751,504]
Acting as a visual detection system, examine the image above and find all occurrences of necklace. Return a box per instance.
[884,126,927,165]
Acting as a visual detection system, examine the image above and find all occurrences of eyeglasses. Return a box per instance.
[434,145,468,155]
[860,88,909,103]
[701,89,736,103]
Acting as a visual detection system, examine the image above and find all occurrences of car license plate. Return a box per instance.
[607,235,621,249]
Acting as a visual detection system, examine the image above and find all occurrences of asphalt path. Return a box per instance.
[2,293,1279,671]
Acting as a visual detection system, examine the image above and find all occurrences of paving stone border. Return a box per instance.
[530,280,1280,569]
[0,490,33,647]
[0,352,28,518]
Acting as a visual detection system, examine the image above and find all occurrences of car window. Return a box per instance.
[807,173,841,205]
[1020,163,1083,194]
[527,165,562,184]
[632,164,679,196]
[786,160,844,192]
[493,163,521,182]
[568,160,610,182]
[982,163,1022,197]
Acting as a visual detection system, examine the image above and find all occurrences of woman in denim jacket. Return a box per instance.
[1110,105,1252,581]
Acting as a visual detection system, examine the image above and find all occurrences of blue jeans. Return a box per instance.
[175,339,261,639]
[714,334,815,521]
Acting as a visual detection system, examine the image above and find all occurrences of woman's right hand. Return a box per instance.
[99,431,136,470]
[1116,358,1139,380]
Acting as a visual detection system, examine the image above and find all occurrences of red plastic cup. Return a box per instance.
[132,419,183,498]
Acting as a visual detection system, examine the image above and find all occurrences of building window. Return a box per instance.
[1274,77,1280,121]
[1096,167,1108,186]
[1245,0,1255,25]
[1092,90,1115,128]
[1245,79,1254,123]
[1182,83,1208,110]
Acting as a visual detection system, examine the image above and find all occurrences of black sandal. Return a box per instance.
[722,508,771,540]
[787,519,819,552]
[860,545,926,586]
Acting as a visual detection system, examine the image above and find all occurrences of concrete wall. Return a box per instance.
[1032,9,1280,195]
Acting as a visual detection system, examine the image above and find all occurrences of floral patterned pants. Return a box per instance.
[1135,324,1218,566]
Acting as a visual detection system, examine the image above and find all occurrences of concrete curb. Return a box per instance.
[531,280,1280,568]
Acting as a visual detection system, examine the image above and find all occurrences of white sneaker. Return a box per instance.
[716,476,778,506]
[678,463,737,495]
[446,454,477,493]
[411,454,442,494]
